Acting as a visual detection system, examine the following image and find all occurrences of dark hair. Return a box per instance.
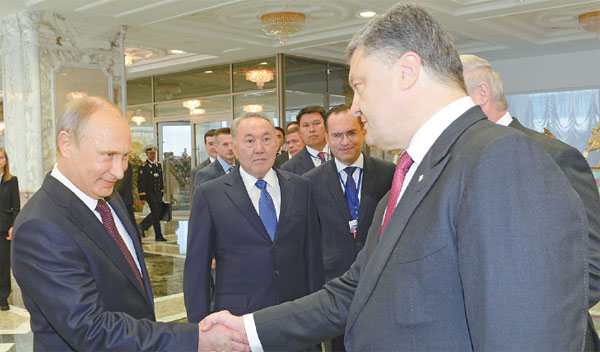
[215,127,231,144]
[204,129,216,144]
[325,104,363,131]
[346,4,465,92]
[275,126,285,136]
[295,105,327,124]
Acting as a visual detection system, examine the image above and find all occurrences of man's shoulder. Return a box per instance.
[281,148,311,172]
[367,155,396,174]
[303,160,331,180]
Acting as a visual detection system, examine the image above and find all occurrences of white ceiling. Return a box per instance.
[0,0,598,78]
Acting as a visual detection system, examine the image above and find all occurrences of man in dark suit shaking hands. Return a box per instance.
[11,97,248,351]
[184,113,324,323]
[202,4,589,351]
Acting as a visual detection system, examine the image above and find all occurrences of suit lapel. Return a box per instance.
[223,169,272,242]
[299,148,315,173]
[275,169,294,241]
[345,106,487,332]
[357,155,376,235]
[324,161,351,219]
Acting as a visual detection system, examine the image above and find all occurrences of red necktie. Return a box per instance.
[95,199,145,293]
[317,151,327,165]
[380,152,414,238]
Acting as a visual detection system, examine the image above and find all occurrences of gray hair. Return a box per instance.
[56,96,123,144]
[231,113,274,140]
[460,54,509,111]
[346,3,465,92]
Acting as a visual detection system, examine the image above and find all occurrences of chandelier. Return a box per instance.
[579,11,600,32]
[131,110,146,126]
[182,99,201,110]
[243,104,264,113]
[245,68,274,89]
[190,108,206,115]
[66,91,88,101]
[261,11,306,44]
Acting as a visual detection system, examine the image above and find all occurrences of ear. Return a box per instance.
[232,142,239,159]
[394,51,421,90]
[56,131,73,158]
[473,82,491,106]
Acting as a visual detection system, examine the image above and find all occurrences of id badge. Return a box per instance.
[154,173,159,177]
[348,219,358,234]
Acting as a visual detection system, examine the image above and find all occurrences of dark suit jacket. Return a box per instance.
[194,159,226,188]
[304,155,395,282]
[115,162,133,206]
[11,175,198,351]
[280,148,316,175]
[509,116,600,350]
[252,106,588,351]
[0,176,19,232]
[190,158,211,200]
[274,153,289,168]
[184,167,324,323]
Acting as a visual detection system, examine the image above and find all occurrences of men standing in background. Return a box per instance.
[304,105,395,351]
[275,126,305,168]
[138,144,167,242]
[190,129,217,199]
[275,127,285,155]
[184,113,323,324]
[461,53,600,350]
[281,106,330,175]
[194,128,235,188]
[115,160,140,239]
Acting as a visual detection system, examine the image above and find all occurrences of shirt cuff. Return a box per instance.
[243,313,264,352]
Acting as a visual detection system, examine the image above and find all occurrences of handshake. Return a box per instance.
[197,311,251,352]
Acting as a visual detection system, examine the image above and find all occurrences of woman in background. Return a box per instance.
[0,148,20,311]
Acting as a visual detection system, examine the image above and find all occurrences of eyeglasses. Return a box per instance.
[329,130,361,142]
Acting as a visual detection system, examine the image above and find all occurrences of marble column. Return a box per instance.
[0,11,123,195]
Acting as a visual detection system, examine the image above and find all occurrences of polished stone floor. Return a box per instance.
[2,216,600,351]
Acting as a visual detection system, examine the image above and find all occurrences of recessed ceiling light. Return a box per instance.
[205,70,213,73]
[259,62,268,65]
[359,11,376,18]
[169,49,186,54]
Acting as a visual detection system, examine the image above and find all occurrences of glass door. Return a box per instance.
[158,121,192,211]
[191,112,232,167]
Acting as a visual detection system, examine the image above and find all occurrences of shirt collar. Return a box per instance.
[239,166,278,193]
[334,153,364,173]
[51,164,100,212]
[217,156,233,172]
[406,96,475,166]
[496,111,513,127]
[306,144,329,157]
[209,156,216,163]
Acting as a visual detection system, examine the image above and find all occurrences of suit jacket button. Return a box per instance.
[274,270,280,276]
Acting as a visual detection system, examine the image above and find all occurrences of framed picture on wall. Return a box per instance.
[591,167,600,195]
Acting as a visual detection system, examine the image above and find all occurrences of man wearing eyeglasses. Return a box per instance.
[303,105,395,351]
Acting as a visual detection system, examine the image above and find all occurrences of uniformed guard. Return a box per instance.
[137,144,167,241]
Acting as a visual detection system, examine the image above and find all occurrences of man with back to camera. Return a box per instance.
[194,127,235,188]
[281,106,330,175]
[184,112,324,324]
[137,143,167,241]
[274,125,305,168]
[10,96,248,351]
[461,53,600,351]
[304,104,395,351]
[202,4,589,351]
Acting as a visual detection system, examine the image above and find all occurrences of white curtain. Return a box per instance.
[507,89,600,166]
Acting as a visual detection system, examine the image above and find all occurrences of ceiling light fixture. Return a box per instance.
[259,62,268,65]
[579,11,600,32]
[205,70,213,73]
[245,68,274,89]
[66,92,88,100]
[359,11,376,18]
[169,49,186,54]
[190,108,206,115]
[124,50,134,66]
[131,110,146,126]
[243,104,264,113]
[182,99,201,110]
[261,11,306,44]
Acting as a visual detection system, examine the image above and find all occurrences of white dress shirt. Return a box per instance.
[496,111,513,127]
[306,144,330,168]
[51,164,142,274]
[244,96,476,351]
[238,166,281,219]
[335,153,364,202]
[217,156,234,174]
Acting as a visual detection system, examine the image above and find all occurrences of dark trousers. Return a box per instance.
[139,191,164,239]
[0,231,10,305]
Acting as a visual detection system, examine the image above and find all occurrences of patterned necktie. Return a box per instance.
[317,151,327,165]
[380,152,414,238]
[226,165,233,174]
[95,199,145,292]
[344,166,359,219]
[256,180,278,241]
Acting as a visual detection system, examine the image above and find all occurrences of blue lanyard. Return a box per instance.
[338,168,363,220]
[308,151,328,163]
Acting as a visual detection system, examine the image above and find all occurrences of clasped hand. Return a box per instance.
[198,310,249,352]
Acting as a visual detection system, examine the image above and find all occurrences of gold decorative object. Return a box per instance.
[243,104,264,113]
[579,11,600,32]
[584,122,600,160]
[542,128,555,138]
[124,51,134,66]
[261,11,306,44]
[245,68,274,89]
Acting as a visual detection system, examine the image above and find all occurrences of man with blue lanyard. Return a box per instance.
[303,105,395,352]
[281,106,331,175]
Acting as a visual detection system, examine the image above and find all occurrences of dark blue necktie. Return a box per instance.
[256,180,278,241]
[344,166,359,219]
